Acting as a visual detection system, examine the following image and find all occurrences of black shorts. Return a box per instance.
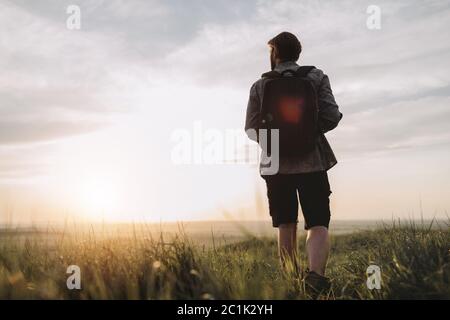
[263,171,331,229]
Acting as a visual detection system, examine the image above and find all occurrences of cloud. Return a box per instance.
[0,119,104,145]
[0,1,141,145]
[335,95,450,155]
[1,0,450,206]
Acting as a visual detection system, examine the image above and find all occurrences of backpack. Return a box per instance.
[259,66,318,157]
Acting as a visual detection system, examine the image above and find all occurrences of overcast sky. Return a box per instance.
[1,0,449,224]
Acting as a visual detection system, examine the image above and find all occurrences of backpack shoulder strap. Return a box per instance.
[295,66,316,78]
[261,70,282,79]
[261,66,316,79]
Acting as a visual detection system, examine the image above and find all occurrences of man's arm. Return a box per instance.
[317,74,342,133]
[244,82,261,142]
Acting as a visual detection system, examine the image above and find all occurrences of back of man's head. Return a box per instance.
[268,32,302,62]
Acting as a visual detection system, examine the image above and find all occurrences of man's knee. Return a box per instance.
[279,222,297,230]
[308,225,328,232]
[307,226,329,239]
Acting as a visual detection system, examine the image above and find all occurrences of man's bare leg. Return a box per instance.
[306,226,329,276]
[278,223,298,269]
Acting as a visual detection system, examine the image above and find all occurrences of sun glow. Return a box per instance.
[78,178,119,219]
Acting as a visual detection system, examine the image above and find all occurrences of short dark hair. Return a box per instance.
[268,32,302,62]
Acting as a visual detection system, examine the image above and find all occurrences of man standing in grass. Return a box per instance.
[245,32,342,296]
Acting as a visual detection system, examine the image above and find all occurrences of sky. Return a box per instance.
[1,0,450,224]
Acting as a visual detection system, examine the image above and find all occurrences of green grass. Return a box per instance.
[0,222,448,299]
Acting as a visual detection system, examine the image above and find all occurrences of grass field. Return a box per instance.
[0,220,448,300]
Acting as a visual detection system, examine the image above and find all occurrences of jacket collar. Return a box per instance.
[274,61,299,72]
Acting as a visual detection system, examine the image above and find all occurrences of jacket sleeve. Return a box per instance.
[317,74,342,133]
[244,82,261,142]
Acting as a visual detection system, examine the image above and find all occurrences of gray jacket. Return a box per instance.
[245,61,342,174]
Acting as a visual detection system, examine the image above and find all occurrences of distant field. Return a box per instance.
[0,220,448,299]
[0,219,444,245]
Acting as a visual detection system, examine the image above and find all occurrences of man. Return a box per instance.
[245,32,342,295]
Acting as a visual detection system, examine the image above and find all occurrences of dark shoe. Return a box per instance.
[303,270,331,299]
